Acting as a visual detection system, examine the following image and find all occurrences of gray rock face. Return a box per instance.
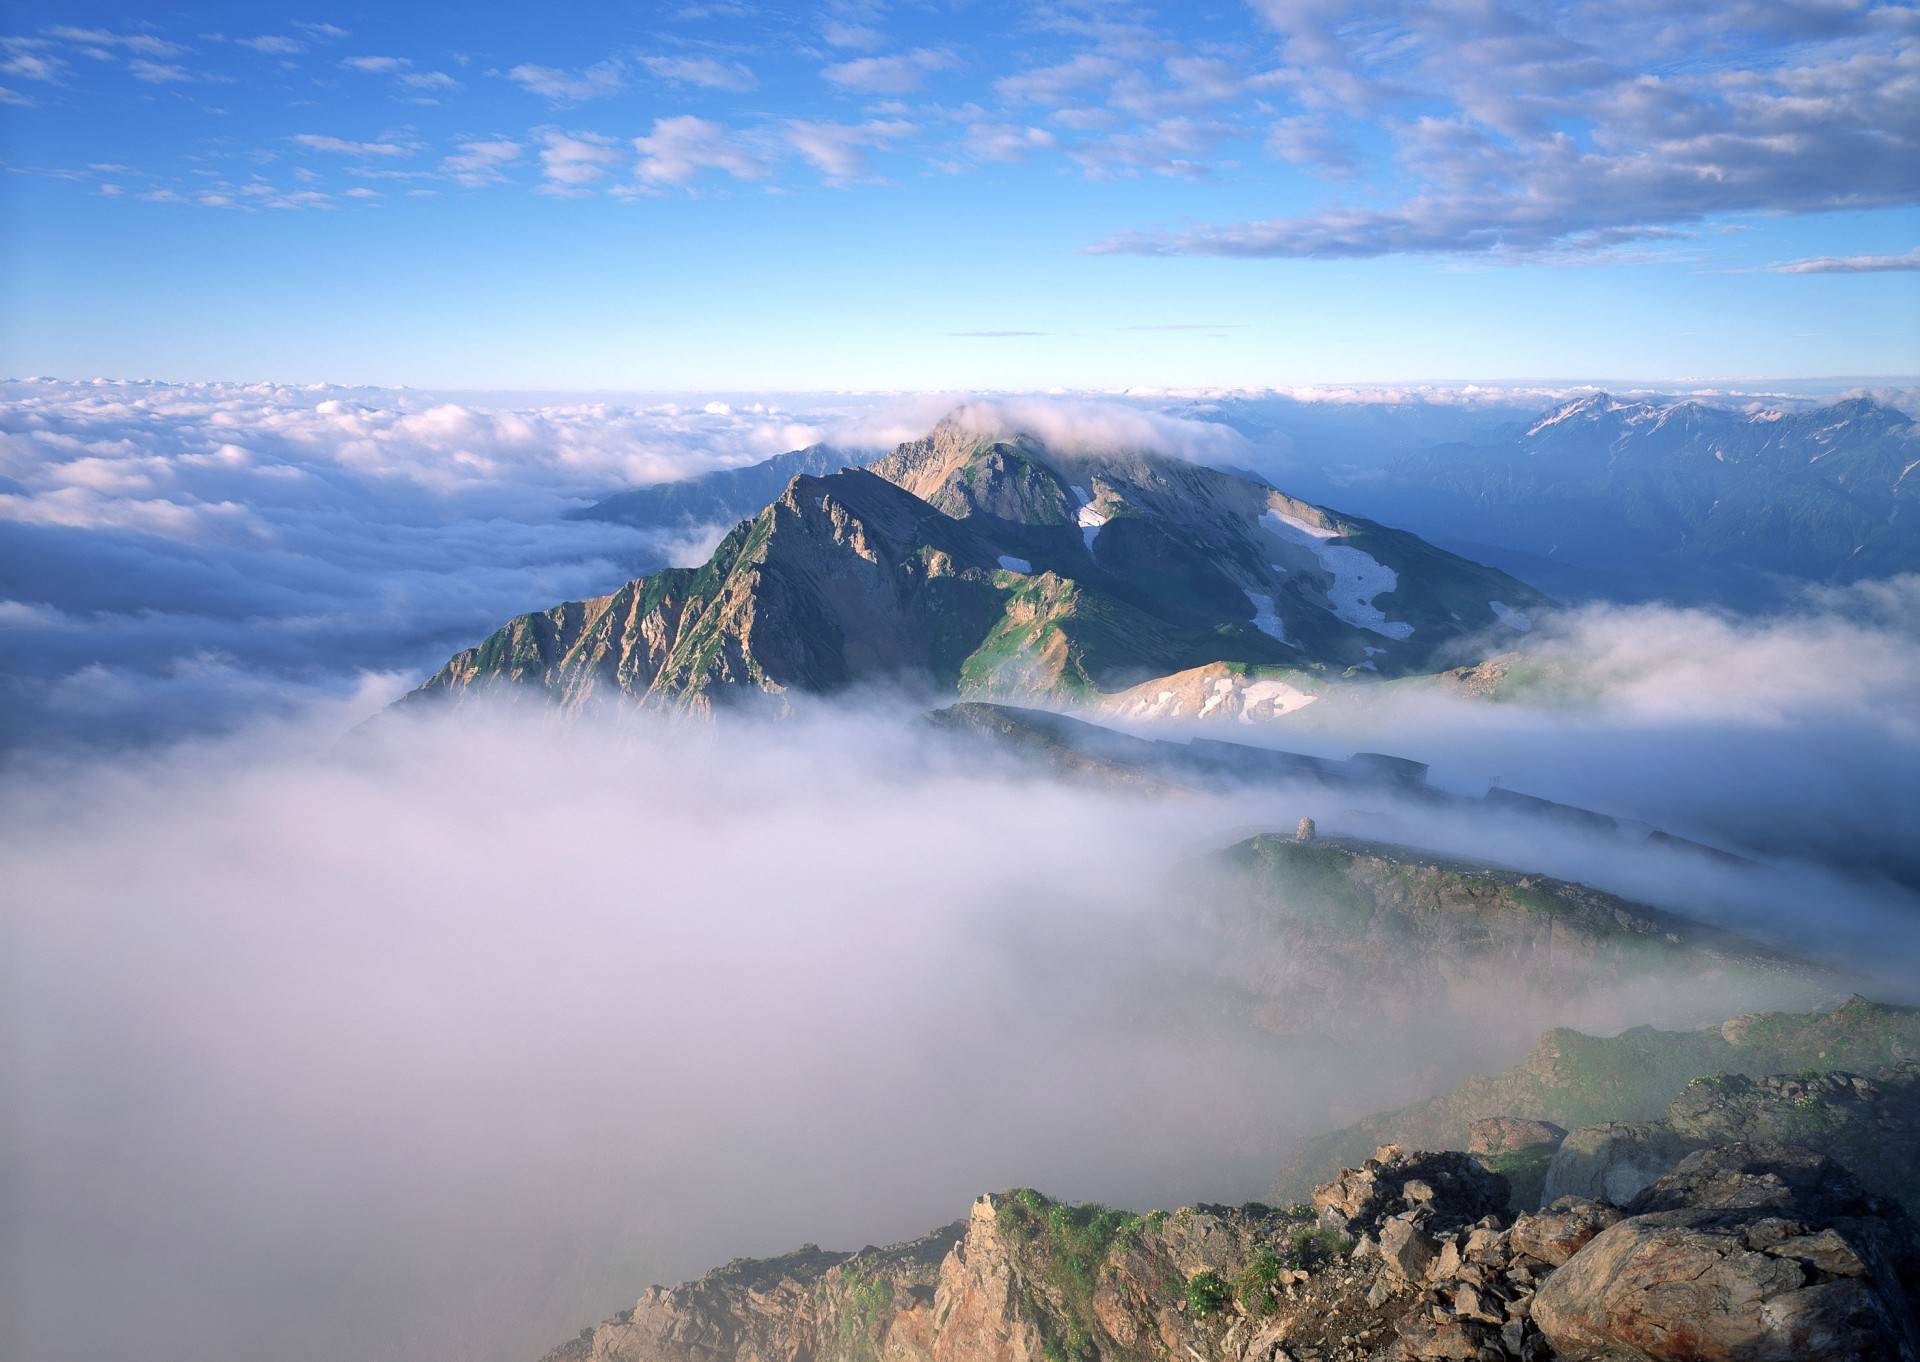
[1532,1144,1920,1362]
[1665,1066,1920,1212]
[1509,1197,1624,1267]
[1539,1121,1702,1208]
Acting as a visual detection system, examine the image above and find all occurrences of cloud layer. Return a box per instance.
[0,380,872,744]
[5,680,1890,1362]
[11,3,1912,267]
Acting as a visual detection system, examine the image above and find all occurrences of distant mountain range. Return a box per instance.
[413,415,1546,713]
[1294,393,1919,605]
[576,393,1918,610]
[576,441,852,531]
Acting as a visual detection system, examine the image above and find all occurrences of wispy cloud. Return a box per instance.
[821,47,953,95]
[965,123,1055,163]
[293,133,420,158]
[784,118,915,182]
[47,26,182,57]
[236,35,304,56]
[340,55,460,97]
[2,48,65,82]
[506,59,624,104]
[441,139,523,186]
[1089,4,1920,261]
[1763,247,1920,274]
[128,58,194,84]
[640,54,756,92]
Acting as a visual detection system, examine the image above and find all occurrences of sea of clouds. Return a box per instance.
[0,378,898,744]
[4,379,1918,1362]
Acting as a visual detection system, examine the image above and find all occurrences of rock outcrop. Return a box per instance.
[1538,1060,1920,1218]
[543,1192,1375,1362]
[1538,1122,1705,1208]
[1665,1065,1920,1211]
[538,1131,1920,1362]
[1532,1144,1920,1361]
[1273,997,1920,1204]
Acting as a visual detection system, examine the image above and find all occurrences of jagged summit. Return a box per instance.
[410,413,1549,715]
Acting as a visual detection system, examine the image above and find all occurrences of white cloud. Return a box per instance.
[1763,246,1920,274]
[1,50,64,81]
[440,139,523,186]
[129,58,193,84]
[236,36,303,55]
[821,46,953,94]
[293,133,418,157]
[783,118,915,182]
[341,55,461,97]
[399,69,459,93]
[996,53,1123,104]
[965,122,1055,163]
[47,26,183,57]
[1098,4,1920,260]
[639,54,756,92]
[506,59,623,104]
[822,19,885,50]
[536,129,621,194]
[633,115,768,185]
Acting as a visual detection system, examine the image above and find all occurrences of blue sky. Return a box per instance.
[2,0,1917,389]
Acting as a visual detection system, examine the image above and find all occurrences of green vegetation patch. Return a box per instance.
[993,1190,1166,1362]
[1184,1269,1230,1318]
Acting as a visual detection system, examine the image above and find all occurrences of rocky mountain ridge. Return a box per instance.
[410,416,1547,714]
[537,1000,1920,1362]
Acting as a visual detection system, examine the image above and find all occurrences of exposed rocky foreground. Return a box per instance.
[536,1001,1920,1362]
[541,1144,1918,1362]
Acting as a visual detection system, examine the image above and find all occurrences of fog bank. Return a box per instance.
[0,698,1843,1362]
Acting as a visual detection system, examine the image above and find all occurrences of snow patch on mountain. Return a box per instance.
[1245,590,1289,643]
[1077,498,1108,552]
[1264,510,1413,639]
[996,555,1031,573]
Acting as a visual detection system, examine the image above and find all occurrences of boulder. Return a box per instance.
[1627,1142,1891,1217]
[1532,1144,1920,1362]
[1377,1214,1438,1283]
[1468,1118,1568,1158]
[1510,1197,1624,1267]
[1539,1121,1701,1208]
